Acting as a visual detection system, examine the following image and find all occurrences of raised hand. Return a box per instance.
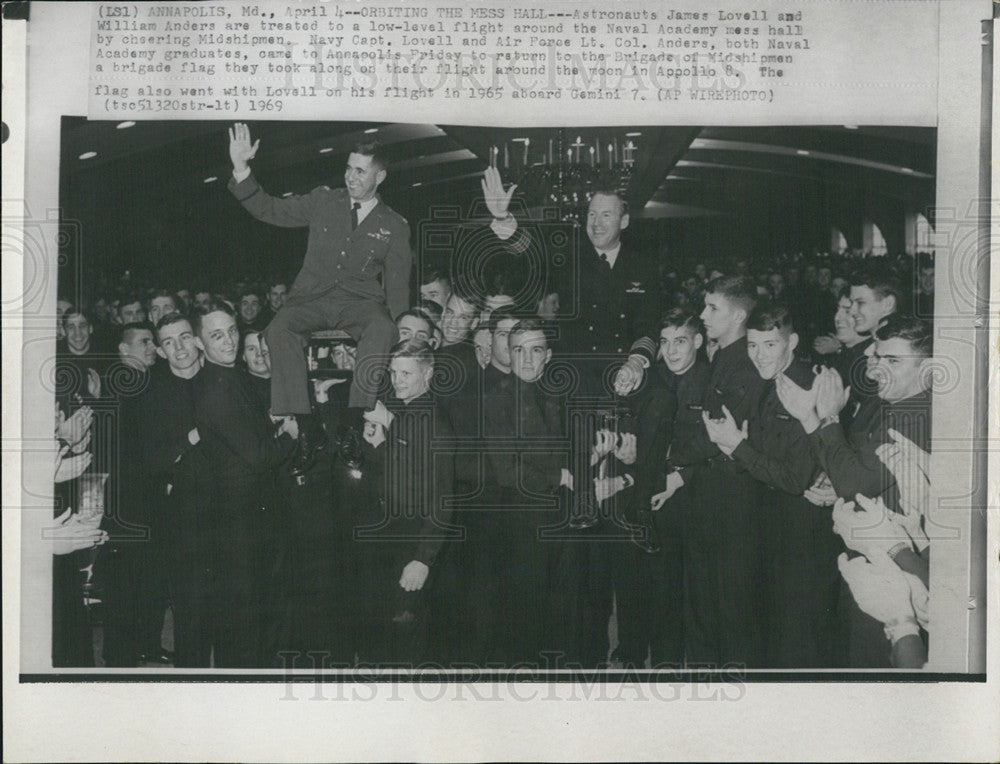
[480,166,517,220]
[591,428,616,465]
[229,122,260,172]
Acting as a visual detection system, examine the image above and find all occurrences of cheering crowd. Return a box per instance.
[50,125,935,670]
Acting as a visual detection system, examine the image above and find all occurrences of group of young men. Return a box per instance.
[50,124,934,670]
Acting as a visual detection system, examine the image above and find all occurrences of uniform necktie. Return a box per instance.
[351,201,361,230]
[599,252,610,271]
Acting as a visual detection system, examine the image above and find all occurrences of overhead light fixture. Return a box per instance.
[412,182,422,187]
[203,176,218,183]
[116,121,136,130]
[796,149,810,156]
[364,128,379,134]
[626,131,642,137]
[319,147,333,154]
[79,151,97,160]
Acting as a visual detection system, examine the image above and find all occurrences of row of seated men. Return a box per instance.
[52,257,932,670]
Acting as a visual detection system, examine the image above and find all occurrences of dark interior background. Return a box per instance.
[57,118,935,297]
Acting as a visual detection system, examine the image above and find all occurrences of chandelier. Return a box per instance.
[489,129,638,218]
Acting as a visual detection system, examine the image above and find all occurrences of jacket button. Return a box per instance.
[588,325,594,331]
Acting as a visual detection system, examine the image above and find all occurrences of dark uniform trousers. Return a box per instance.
[193,361,295,667]
[229,175,412,414]
[352,394,455,666]
[670,338,767,668]
[730,363,842,668]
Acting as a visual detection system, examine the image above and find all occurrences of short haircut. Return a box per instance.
[589,187,628,216]
[396,309,434,330]
[190,298,235,336]
[238,327,266,359]
[145,288,177,311]
[420,267,451,288]
[705,275,757,316]
[850,264,906,313]
[154,311,192,342]
[488,305,523,333]
[268,278,288,290]
[119,291,144,310]
[389,338,434,367]
[448,286,485,313]
[837,284,853,302]
[63,308,93,327]
[875,314,933,357]
[118,321,155,346]
[658,307,704,338]
[352,139,388,172]
[238,285,262,302]
[509,317,555,345]
[414,299,443,324]
[747,301,795,335]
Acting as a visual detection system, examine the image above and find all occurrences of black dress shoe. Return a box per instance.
[291,417,325,479]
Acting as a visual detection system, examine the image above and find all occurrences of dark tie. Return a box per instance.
[351,201,361,230]
[599,252,611,273]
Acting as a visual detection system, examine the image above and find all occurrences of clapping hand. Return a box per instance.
[481,166,517,220]
[775,372,819,431]
[837,552,916,627]
[814,367,851,420]
[701,405,747,456]
[832,495,913,566]
[876,428,930,548]
[48,507,108,555]
[54,443,92,483]
[57,405,93,448]
[229,122,260,173]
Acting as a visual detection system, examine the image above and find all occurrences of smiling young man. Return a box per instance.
[353,340,455,664]
[703,302,839,667]
[480,319,575,665]
[662,275,768,668]
[228,123,412,481]
[776,314,933,667]
[138,312,214,667]
[190,300,296,667]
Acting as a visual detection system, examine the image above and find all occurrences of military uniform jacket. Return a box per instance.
[229,174,412,319]
[670,336,767,476]
[483,377,568,497]
[731,359,820,497]
[809,388,931,510]
[501,225,661,356]
[359,392,456,567]
[192,361,295,506]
